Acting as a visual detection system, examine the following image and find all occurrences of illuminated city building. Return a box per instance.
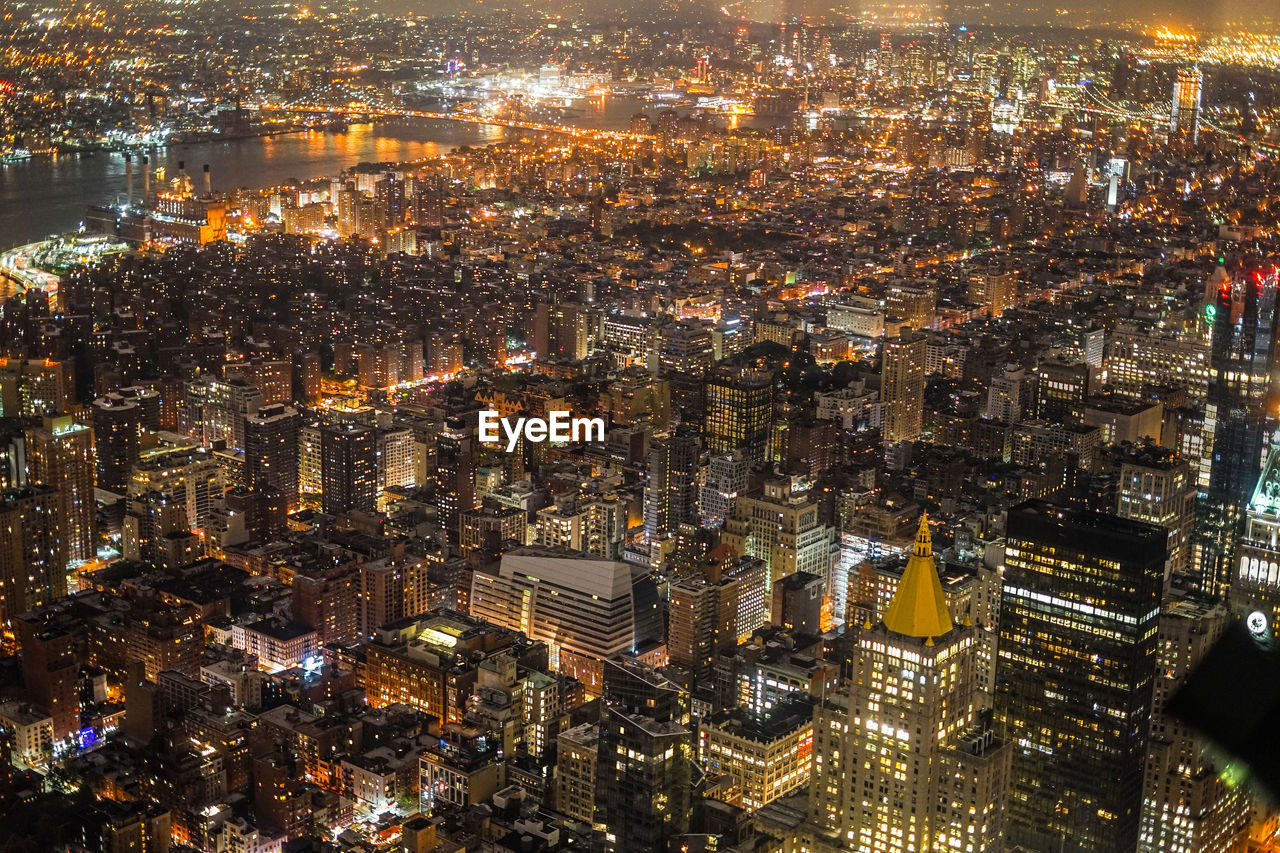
[554,722,599,824]
[0,357,72,417]
[147,164,227,244]
[880,329,926,444]
[535,493,626,559]
[1138,597,1250,853]
[320,422,377,515]
[1171,67,1203,143]
[643,432,703,545]
[967,266,1019,317]
[810,516,1010,853]
[363,610,544,724]
[700,451,749,529]
[1231,438,1280,633]
[470,546,661,695]
[704,366,774,465]
[667,574,738,680]
[243,404,301,515]
[26,415,94,570]
[1114,443,1197,581]
[92,389,145,493]
[0,486,67,647]
[999,500,1166,853]
[594,659,693,853]
[722,475,835,591]
[1194,266,1280,597]
[699,693,815,812]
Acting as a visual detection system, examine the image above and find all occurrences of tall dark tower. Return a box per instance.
[245,404,301,514]
[320,422,376,515]
[997,500,1166,853]
[92,391,143,493]
[435,417,477,545]
[1194,264,1280,597]
[594,659,693,853]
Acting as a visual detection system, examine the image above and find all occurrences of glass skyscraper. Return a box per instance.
[998,500,1166,853]
[1195,265,1280,598]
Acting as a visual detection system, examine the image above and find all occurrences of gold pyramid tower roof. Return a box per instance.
[882,514,954,641]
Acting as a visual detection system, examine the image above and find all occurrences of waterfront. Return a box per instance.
[0,96,681,249]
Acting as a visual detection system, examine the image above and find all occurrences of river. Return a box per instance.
[0,95,697,250]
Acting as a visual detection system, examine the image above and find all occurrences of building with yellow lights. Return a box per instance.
[809,516,1010,853]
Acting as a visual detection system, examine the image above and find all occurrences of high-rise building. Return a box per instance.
[643,432,703,543]
[555,722,599,824]
[194,376,263,452]
[1138,596,1250,853]
[435,418,477,543]
[723,475,834,592]
[998,500,1166,853]
[16,608,80,742]
[533,301,589,361]
[1171,66,1203,143]
[881,329,926,443]
[704,367,774,465]
[0,357,72,417]
[810,516,1011,852]
[1115,443,1196,581]
[700,693,815,811]
[985,364,1028,422]
[700,451,749,529]
[470,547,662,695]
[26,415,95,570]
[1032,358,1091,422]
[376,427,416,500]
[770,570,823,635]
[595,659,693,853]
[0,486,68,645]
[320,422,377,515]
[244,404,300,514]
[1231,439,1280,633]
[968,267,1019,317]
[93,390,144,492]
[1194,266,1280,597]
[534,494,626,560]
[668,575,738,680]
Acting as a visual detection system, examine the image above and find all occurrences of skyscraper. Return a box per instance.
[810,516,1010,852]
[244,404,300,513]
[0,486,68,644]
[1138,596,1250,853]
[1231,437,1280,633]
[722,475,834,591]
[881,328,926,444]
[998,500,1166,853]
[93,390,144,493]
[26,415,95,570]
[320,422,376,515]
[643,431,702,545]
[667,574,738,680]
[435,417,477,544]
[594,658,693,853]
[1194,265,1280,597]
[1171,66,1203,143]
[704,367,774,465]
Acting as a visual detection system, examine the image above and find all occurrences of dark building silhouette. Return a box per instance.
[595,658,693,853]
[998,500,1166,853]
[320,422,376,515]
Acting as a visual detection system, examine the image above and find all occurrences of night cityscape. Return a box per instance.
[1,0,1280,851]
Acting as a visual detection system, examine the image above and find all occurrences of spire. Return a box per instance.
[882,514,954,640]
